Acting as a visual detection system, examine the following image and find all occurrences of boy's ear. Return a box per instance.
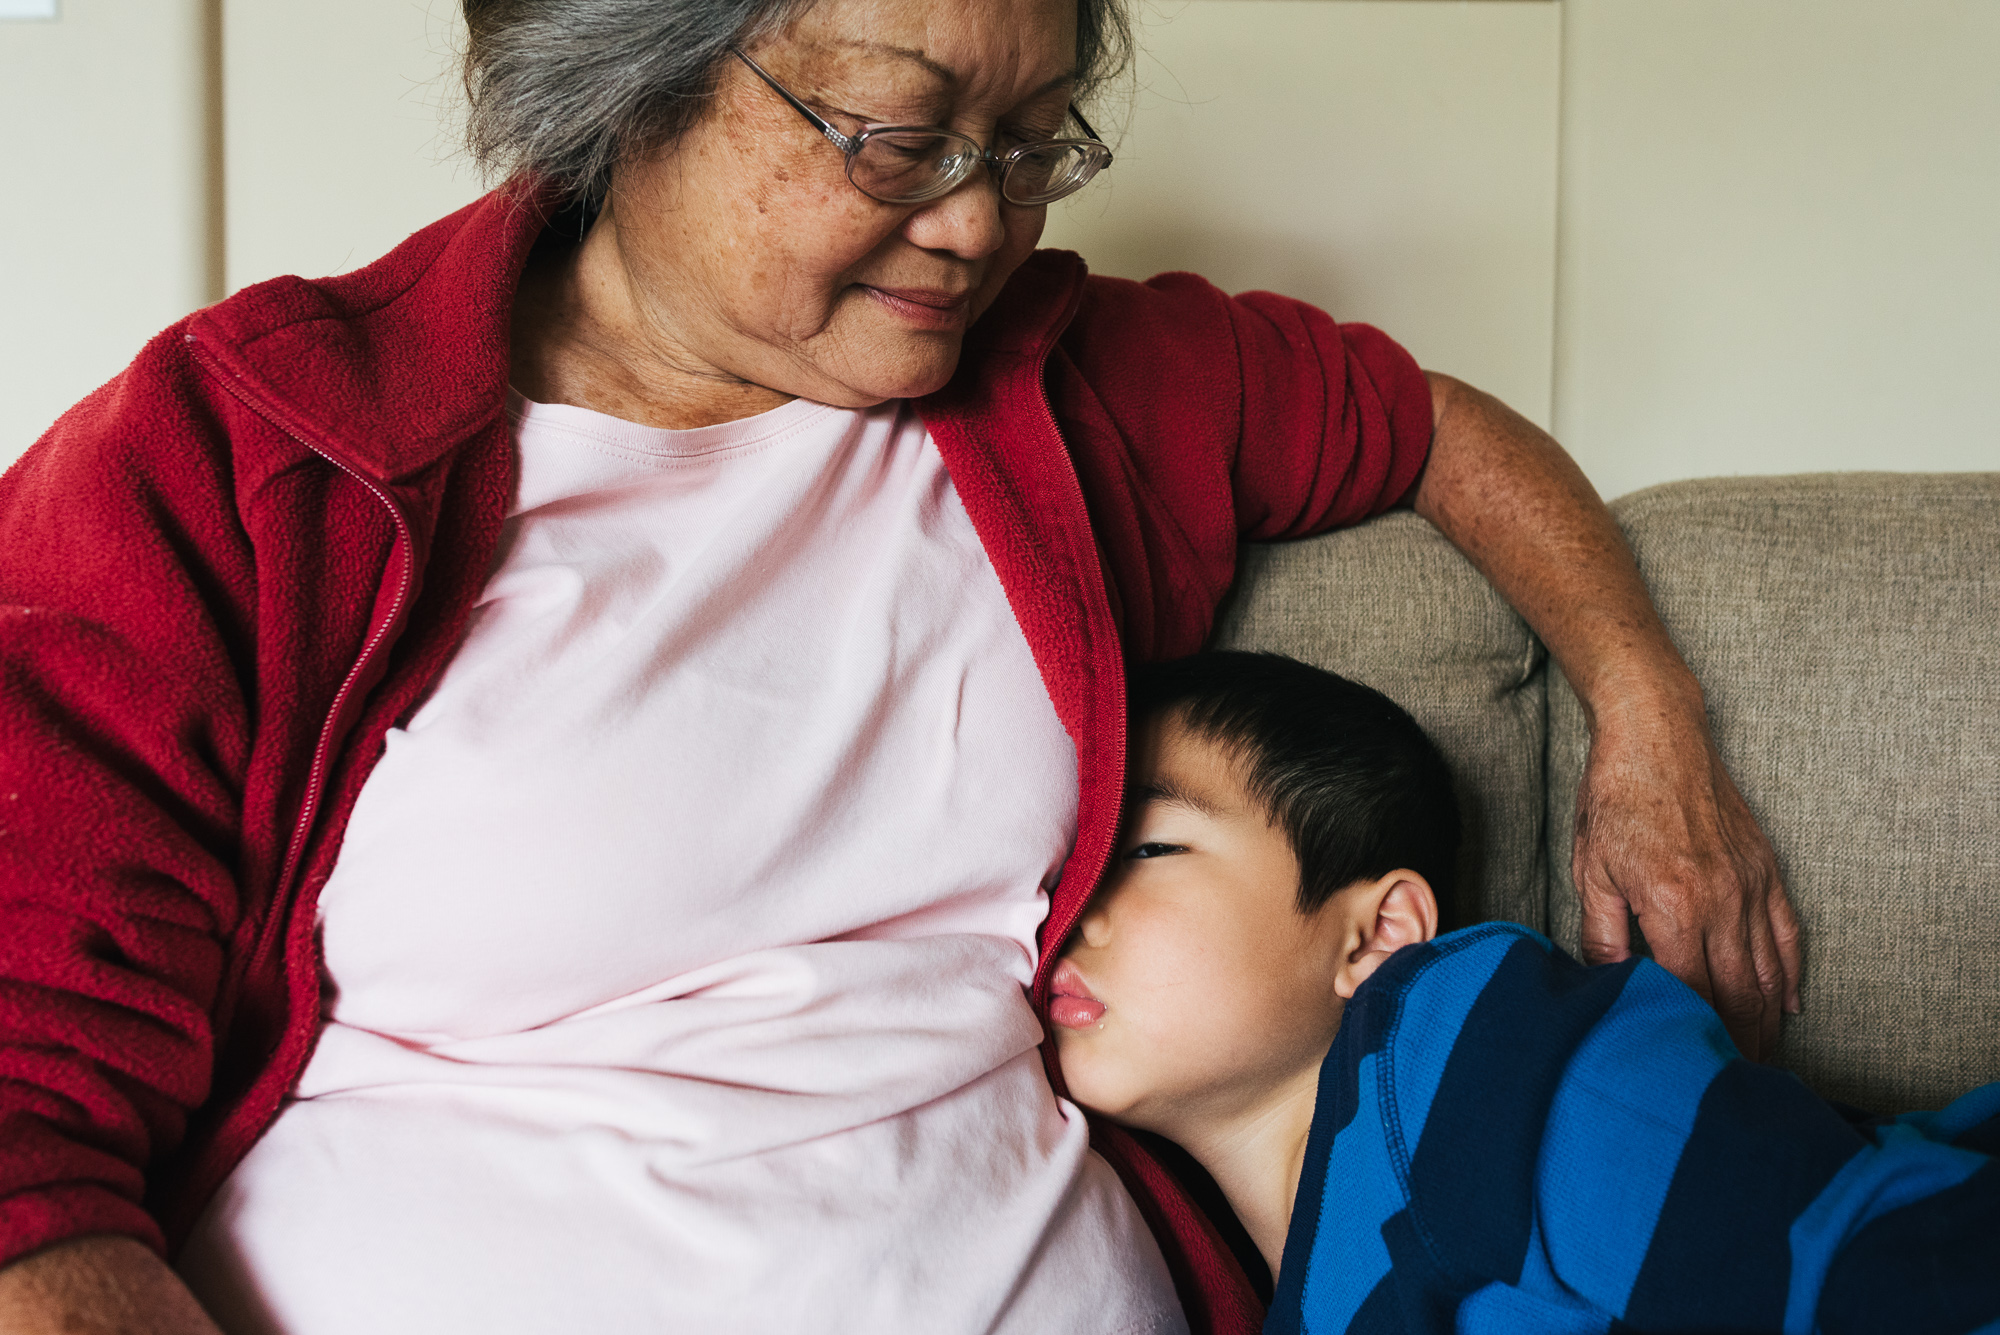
[1334,870,1440,999]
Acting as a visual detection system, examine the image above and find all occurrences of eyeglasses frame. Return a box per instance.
[728,47,1112,207]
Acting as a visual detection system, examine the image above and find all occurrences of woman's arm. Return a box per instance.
[0,1237,222,1335]
[1408,372,1801,1060]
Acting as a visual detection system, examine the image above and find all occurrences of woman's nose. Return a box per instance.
[903,169,1009,260]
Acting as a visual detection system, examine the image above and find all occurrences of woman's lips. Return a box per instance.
[1049,959,1106,1030]
[861,284,972,330]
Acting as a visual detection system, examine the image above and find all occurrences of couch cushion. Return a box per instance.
[1213,511,1547,930]
[1547,473,2000,1111]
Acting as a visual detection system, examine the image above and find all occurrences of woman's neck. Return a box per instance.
[1170,1063,1323,1283]
[507,208,795,431]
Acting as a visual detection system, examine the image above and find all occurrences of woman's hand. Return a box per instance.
[1409,372,1803,1056]
[1571,687,1801,1060]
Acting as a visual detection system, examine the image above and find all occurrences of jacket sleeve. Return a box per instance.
[1220,290,1433,541]
[0,333,254,1266]
[1054,269,1433,548]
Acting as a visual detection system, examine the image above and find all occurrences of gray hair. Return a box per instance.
[462,0,1133,204]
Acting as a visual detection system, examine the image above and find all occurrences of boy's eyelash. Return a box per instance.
[1128,842,1185,860]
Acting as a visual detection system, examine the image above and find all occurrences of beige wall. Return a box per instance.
[5,1,1997,487]
[225,0,480,293]
[1554,0,2000,497]
[0,0,214,467]
[1042,0,1562,429]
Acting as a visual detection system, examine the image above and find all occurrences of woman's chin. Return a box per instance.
[812,348,964,406]
[894,358,962,401]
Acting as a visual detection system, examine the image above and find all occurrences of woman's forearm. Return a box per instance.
[1407,371,1698,723]
[1404,371,1800,1060]
[0,1236,223,1335]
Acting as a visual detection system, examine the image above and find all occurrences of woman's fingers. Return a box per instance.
[1717,761,1804,1016]
[1768,877,1804,1014]
[1630,872,1767,1060]
[1704,902,1784,1062]
[1571,769,1639,969]
[1575,860,1635,968]
[1570,728,1800,1062]
[1630,876,1721,1014]
[1634,840,1783,1060]
[1709,755,1797,1050]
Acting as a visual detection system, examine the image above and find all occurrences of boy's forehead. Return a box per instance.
[1127,714,1253,816]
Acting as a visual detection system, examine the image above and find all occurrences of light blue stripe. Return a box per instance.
[1782,1122,1988,1334]
[1301,1049,1402,1334]
[1537,960,1735,1316]
[1892,1080,2000,1144]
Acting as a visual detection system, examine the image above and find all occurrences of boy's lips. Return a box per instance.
[1048,960,1106,1029]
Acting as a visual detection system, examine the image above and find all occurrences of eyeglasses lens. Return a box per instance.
[850,130,975,204]
[850,131,1107,206]
[1002,143,1100,206]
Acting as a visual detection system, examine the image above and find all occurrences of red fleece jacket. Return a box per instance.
[0,188,1430,1331]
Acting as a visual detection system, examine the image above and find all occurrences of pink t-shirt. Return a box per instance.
[177,395,1184,1334]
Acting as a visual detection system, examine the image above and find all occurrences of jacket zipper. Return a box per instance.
[1022,331,1125,1005]
[186,339,417,1014]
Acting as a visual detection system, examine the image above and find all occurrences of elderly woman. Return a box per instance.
[0,0,1797,1330]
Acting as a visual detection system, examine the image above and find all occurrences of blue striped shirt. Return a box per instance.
[1268,923,2000,1335]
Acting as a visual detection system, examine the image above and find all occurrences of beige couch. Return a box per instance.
[1215,472,1999,1113]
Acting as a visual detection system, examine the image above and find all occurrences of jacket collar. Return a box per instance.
[957,246,1088,364]
[186,184,1089,487]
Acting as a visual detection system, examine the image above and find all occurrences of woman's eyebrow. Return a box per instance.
[832,38,1077,98]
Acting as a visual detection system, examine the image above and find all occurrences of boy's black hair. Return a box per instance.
[1128,651,1461,914]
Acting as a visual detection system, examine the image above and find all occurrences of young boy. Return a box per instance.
[1053,651,2000,1335]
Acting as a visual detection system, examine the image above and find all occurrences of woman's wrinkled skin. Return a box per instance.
[1408,378,1801,1056]
[509,0,1078,429]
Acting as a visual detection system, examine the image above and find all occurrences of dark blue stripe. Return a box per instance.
[1346,1268,1410,1334]
[1379,1207,1463,1334]
[1956,1115,2000,1159]
[1403,937,1638,1288]
[1622,1060,1864,1329]
[1818,1160,2000,1335]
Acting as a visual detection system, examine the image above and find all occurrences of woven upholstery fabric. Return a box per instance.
[1213,511,1547,931]
[1548,473,2000,1112]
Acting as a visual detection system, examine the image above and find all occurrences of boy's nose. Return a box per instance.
[1078,906,1112,949]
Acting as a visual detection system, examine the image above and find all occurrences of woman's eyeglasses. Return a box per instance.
[731,48,1113,208]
